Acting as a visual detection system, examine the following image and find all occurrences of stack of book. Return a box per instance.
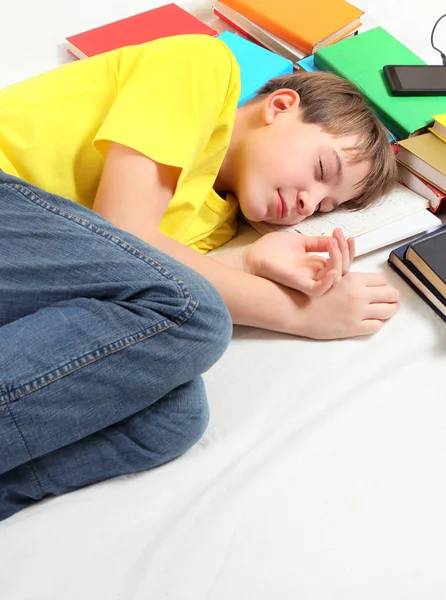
[213,0,364,63]
[389,225,446,322]
[395,116,446,213]
[310,27,446,214]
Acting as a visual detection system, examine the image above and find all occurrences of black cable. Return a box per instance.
[430,13,446,65]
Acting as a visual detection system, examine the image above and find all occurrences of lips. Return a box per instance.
[277,191,288,219]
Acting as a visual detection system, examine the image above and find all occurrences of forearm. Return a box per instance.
[145,230,307,334]
[92,144,308,335]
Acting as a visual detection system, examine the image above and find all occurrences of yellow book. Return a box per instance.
[429,113,446,144]
[397,132,446,193]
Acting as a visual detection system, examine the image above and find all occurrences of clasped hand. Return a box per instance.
[242,228,355,296]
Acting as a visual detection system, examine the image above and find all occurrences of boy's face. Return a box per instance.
[232,90,371,225]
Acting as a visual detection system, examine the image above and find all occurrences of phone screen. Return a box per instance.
[393,65,446,91]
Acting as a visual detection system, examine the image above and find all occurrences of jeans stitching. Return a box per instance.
[0,316,180,406]
[6,181,197,326]
[3,402,45,495]
[1,182,202,404]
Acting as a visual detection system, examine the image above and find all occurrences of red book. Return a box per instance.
[65,3,218,59]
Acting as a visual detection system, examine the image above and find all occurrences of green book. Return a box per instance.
[314,27,446,140]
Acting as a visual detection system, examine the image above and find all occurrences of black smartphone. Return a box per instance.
[383,64,446,96]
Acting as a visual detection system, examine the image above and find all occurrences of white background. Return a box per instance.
[0,2,445,599]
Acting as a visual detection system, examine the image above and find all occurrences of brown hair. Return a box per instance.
[254,71,397,210]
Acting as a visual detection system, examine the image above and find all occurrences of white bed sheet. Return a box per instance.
[0,1,445,598]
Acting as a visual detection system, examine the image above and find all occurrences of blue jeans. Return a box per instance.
[0,170,232,521]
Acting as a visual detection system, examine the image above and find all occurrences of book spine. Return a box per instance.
[388,255,446,322]
[433,196,446,213]
[213,9,269,48]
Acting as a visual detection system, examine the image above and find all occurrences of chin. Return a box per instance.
[265,214,307,226]
[237,197,266,223]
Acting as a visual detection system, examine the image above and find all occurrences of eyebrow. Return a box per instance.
[331,149,344,183]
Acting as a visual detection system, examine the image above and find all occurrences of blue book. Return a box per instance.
[217,31,293,106]
[297,56,319,72]
[388,225,446,323]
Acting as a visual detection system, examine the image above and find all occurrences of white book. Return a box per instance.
[213,0,305,63]
[247,184,442,256]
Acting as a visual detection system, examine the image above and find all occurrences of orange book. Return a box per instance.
[218,0,363,55]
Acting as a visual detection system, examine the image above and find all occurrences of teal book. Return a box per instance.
[314,27,446,140]
[297,56,319,72]
[217,31,293,106]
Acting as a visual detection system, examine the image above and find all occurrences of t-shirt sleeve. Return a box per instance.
[190,213,238,253]
[94,34,240,168]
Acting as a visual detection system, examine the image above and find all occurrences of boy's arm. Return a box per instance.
[93,143,399,339]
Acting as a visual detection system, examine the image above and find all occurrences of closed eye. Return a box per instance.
[319,159,325,181]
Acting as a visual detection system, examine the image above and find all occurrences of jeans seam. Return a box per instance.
[6,181,197,326]
[0,317,183,406]
[3,401,45,495]
[1,181,203,405]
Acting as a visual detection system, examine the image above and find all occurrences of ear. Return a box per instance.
[262,89,301,125]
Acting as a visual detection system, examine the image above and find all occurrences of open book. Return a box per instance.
[247,184,442,256]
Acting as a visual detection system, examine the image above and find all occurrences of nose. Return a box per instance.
[295,191,321,217]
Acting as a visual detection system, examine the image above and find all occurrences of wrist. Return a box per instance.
[231,274,312,337]
[212,245,253,274]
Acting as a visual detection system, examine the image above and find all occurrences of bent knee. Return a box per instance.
[182,274,232,372]
[130,385,210,465]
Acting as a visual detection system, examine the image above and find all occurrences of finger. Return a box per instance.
[308,269,337,297]
[354,272,389,287]
[333,228,350,274]
[365,302,400,320]
[357,320,385,336]
[311,257,330,281]
[299,235,335,253]
[347,237,355,265]
[327,238,342,283]
[368,285,400,303]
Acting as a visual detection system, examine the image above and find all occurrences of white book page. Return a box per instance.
[354,209,441,255]
[248,184,429,239]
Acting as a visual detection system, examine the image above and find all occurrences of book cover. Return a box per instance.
[297,56,319,72]
[397,163,446,213]
[388,227,446,322]
[217,0,363,55]
[214,1,305,63]
[314,27,446,140]
[429,113,446,143]
[217,31,293,105]
[406,227,446,297]
[65,3,217,59]
[397,133,446,193]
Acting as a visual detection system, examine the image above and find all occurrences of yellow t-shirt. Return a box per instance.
[0,34,241,252]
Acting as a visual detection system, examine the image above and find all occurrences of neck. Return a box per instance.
[214,103,255,193]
